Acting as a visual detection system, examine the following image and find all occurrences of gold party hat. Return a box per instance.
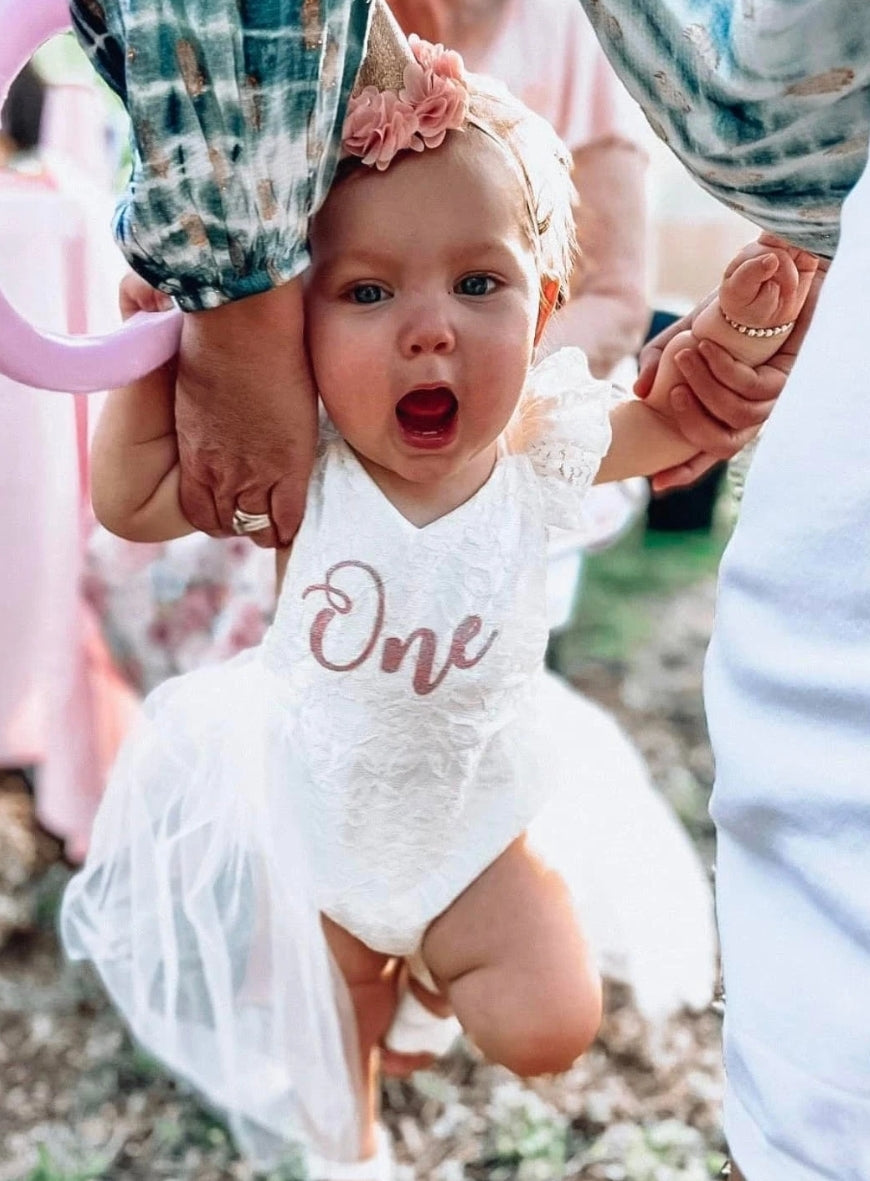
[354,0,415,94]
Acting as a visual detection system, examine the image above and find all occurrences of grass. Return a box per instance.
[25,1145,105,1181]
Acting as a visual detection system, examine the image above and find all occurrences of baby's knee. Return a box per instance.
[496,991,602,1077]
[462,968,603,1078]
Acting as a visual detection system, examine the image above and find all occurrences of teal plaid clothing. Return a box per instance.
[75,0,870,309]
[71,0,370,310]
[579,0,870,257]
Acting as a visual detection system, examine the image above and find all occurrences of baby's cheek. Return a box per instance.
[308,321,349,392]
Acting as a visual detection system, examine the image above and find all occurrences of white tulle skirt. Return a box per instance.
[61,652,366,1166]
[61,653,715,1169]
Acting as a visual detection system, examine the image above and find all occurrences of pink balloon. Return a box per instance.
[0,0,182,392]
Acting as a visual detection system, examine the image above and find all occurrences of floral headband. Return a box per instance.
[342,34,469,171]
[339,0,577,306]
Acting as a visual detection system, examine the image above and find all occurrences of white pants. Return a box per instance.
[705,157,870,1179]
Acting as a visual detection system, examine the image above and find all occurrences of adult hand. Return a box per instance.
[637,259,828,492]
[175,279,317,547]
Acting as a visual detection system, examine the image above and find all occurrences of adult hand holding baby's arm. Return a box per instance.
[637,234,823,491]
[177,281,317,548]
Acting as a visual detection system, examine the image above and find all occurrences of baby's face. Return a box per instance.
[305,132,542,508]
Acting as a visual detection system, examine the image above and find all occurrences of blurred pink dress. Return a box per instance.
[469,0,648,155]
[0,97,135,862]
[0,166,68,769]
[0,84,273,870]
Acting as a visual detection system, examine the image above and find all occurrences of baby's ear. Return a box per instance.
[534,277,561,346]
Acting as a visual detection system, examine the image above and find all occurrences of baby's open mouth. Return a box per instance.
[395,386,458,443]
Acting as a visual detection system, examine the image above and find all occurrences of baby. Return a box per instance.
[63,23,817,1181]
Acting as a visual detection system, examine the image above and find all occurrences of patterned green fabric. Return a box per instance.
[75,0,870,311]
[71,0,371,309]
[578,0,870,257]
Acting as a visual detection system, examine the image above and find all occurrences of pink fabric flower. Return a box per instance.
[408,34,464,80]
[342,86,421,171]
[401,59,468,149]
[341,38,469,167]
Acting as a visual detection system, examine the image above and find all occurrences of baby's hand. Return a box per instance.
[720,232,818,330]
[118,272,175,323]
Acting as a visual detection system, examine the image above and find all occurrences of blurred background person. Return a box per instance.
[0,61,134,870]
[0,54,271,873]
[0,62,77,792]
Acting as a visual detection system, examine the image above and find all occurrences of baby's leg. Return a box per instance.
[321,916,397,1157]
[421,835,602,1076]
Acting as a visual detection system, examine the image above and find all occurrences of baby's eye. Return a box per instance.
[350,283,388,305]
[455,274,498,297]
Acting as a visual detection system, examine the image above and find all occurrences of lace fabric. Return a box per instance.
[505,347,626,529]
[257,349,616,950]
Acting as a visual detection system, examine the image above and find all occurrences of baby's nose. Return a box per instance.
[400,303,456,356]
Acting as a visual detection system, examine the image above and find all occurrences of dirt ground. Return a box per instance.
[0,574,727,1181]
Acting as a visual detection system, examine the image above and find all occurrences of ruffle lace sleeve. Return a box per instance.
[505,347,626,530]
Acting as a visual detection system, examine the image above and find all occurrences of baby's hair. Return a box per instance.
[332,73,579,306]
[464,73,578,308]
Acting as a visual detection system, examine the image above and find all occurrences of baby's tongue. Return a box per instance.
[396,387,457,433]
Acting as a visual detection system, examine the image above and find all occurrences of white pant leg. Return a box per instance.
[705,157,870,1179]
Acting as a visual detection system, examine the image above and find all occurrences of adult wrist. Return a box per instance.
[180,280,308,399]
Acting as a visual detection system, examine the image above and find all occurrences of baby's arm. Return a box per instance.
[91,275,193,542]
[595,235,818,485]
